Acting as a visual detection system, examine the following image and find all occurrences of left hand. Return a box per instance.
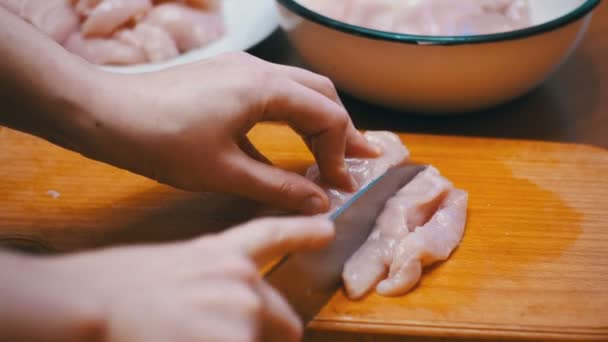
[77,52,378,214]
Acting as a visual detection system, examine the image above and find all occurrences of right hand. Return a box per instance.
[42,216,335,342]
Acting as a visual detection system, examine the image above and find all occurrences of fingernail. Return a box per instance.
[302,195,327,215]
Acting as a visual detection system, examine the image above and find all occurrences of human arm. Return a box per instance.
[0,6,378,214]
[0,216,334,342]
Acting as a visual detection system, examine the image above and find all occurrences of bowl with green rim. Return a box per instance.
[275,0,601,113]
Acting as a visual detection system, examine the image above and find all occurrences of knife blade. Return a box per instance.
[264,164,427,324]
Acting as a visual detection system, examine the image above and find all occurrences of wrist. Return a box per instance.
[69,71,161,179]
[40,60,114,155]
[44,62,158,179]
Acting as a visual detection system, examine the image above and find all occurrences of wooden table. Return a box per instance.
[250,1,608,149]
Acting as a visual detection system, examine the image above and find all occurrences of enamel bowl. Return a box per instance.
[275,0,601,113]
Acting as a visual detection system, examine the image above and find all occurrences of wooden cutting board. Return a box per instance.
[1,123,607,341]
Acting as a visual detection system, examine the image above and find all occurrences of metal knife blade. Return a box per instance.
[264,164,427,324]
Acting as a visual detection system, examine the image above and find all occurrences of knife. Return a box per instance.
[264,164,427,325]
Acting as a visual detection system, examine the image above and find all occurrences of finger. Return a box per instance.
[263,79,356,191]
[274,64,344,106]
[257,280,302,342]
[274,65,380,159]
[219,217,335,264]
[221,149,329,214]
[345,126,381,158]
[238,136,271,164]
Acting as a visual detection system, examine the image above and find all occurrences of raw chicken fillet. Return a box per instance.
[0,0,225,65]
[307,131,468,298]
[306,131,410,208]
[301,0,531,36]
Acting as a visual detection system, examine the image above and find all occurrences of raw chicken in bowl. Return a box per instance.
[276,0,600,113]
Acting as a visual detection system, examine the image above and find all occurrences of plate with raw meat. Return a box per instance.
[99,0,280,73]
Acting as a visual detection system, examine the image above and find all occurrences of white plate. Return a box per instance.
[101,0,280,74]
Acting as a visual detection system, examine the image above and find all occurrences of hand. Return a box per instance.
[80,52,378,214]
[28,217,335,342]
[0,8,378,214]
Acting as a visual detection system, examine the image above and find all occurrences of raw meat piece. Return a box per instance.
[82,0,152,37]
[4,0,225,65]
[64,31,147,65]
[392,0,530,36]
[301,0,530,36]
[306,131,468,298]
[3,0,80,43]
[342,166,454,299]
[182,0,220,10]
[376,189,468,296]
[117,23,179,62]
[306,131,410,208]
[73,0,102,16]
[143,2,224,52]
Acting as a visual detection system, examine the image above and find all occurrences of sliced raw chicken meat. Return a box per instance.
[64,31,147,65]
[392,0,530,36]
[3,0,80,43]
[301,0,530,36]
[117,23,179,62]
[306,131,410,208]
[4,0,225,65]
[73,0,102,16]
[306,131,468,298]
[182,0,220,10]
[82,0,152,37]
[342,166,455,299]
[143,3,224,52]
[376,189,468,296]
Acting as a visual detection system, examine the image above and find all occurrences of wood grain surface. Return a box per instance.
[1,123,607,341]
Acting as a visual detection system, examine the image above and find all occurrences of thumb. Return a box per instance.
[219,217,335,265]
[222,153,330,215]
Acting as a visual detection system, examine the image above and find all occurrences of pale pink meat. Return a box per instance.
[4,0,225,66]
[117,23,179,62]
[3,0,80,43]
[392,0,530,36]
[302,0,531,36]
[143,3,224,52]
[74,0,102,16]
[342,166,455,299]
[306,131,410,208]
[376,189,468,296]
[64,31,147,65]
[182,0,220,10]
[306,131,468,298]
[82,0,152,37]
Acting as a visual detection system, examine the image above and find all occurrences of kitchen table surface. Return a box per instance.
[1,2,607,342]
[250,1,608,149]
